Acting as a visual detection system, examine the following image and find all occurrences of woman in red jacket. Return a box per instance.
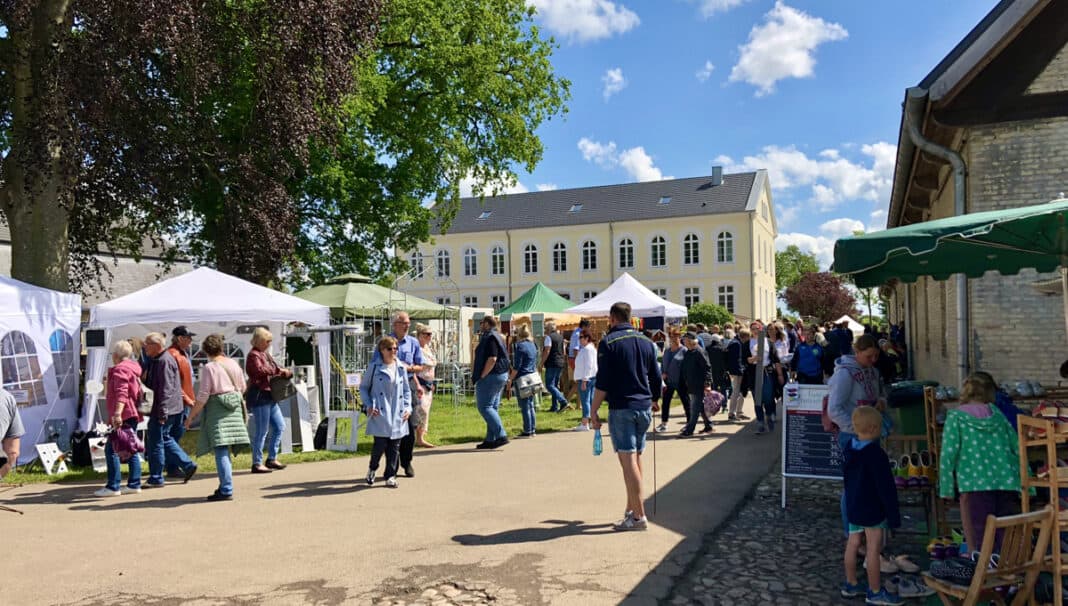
[95,340,144,497]
[245,327,293,473]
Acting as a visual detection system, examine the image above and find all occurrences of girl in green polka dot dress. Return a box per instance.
[938,374,1021,550]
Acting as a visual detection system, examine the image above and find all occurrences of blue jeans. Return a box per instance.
[105,420,142,491]
[215,446,234,496]
[752,372,776,423]
[544,366,567,409]
[518,395,537,434]
[579,377,596,419]
[475,372,509,442]
[838,431,857,536]
[251,401,286,466]
[166,406,191,475]
[608,408,653,453]
[145,413,195,484]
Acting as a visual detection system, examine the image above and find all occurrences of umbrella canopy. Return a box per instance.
[832,198,1068,288]
[295,274,450,320]
[498,282,575,315]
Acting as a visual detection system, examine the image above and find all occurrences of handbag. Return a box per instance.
[269,375,297,402]
[108,426,145,463]
[137,381,154,415]
[515,372,543,399]
[703,390,724,417]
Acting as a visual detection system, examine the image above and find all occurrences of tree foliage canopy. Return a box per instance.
[775,244,819,293]
[783,272,857,323]
[687,302,734,327]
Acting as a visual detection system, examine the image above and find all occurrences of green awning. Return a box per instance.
[498,282,576,315]
[294,274,451,320]
[832,198,1068,288]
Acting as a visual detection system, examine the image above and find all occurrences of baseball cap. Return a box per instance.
[172,325,196,338]
[683,331,698,341]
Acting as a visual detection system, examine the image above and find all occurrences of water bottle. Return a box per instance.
[593,428,603,456]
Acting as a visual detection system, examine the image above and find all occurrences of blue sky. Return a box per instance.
[471,0,998,268]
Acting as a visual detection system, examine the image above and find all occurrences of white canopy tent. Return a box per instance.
[833,315,866,340]
[564,273,688,318]
[82,268,331,432]
[0,276,82,463]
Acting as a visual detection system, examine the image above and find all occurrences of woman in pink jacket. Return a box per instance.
[95,340,144,497]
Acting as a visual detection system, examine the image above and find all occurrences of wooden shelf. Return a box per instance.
[1020,415,1068,606]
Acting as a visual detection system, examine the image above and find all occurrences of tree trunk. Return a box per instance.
[2,180,71,292]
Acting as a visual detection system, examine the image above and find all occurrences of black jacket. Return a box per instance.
[706,338,728,380]
[726,337,744,376]
[680,346,712,395]
[843,439,901,528]
[741,338,780,391]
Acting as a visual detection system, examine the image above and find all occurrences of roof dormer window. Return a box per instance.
[569,204,583,213]
[659,196,671,205]
[477,210,492,220]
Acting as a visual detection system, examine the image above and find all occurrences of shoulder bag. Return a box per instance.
[137,381,154,415]
[515,372,544,399]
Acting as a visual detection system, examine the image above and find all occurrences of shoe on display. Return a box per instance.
[1016,381,1034,397]
[94,487,121,497]
[892,554,920,574]
[894,576,933,598]
[1033,381,1047,396]
[879,554,900,574]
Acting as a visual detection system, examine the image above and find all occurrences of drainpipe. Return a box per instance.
[904,87,969,384]
[748,212,757,319]
[609,221,615,282]
[905,285,914,379]
[505,229,513,303]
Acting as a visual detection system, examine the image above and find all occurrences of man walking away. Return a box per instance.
[165,326,196,478]
[591,302,662,531]
[143,332,197,486]
[726,328,751,421]
[541,321,569,412]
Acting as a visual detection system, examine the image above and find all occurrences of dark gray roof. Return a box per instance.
[0,222,178,260]
[434,172,759,235]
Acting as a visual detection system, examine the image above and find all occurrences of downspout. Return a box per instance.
[904,87,969,384]
[609,221,615,282]
[505,229,513,302]
[905,285,914,379]
[748,211,757,319]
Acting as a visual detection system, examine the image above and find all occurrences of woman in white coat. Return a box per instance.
[573,329,598,431]
[359,336,412,488]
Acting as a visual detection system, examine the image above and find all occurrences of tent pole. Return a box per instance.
[1062,267,1068,345]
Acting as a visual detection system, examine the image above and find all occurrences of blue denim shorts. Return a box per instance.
[608,408,653,453]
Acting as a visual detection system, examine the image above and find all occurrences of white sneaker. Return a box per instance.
[613,511,648,531]
[94,488,121,497]
[120,486,142,495]
[573,423,590,431]
[654,423,668,433]
[385,477,398,488]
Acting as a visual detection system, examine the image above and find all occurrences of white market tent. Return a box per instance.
[834,315,866,340]
[82,267,331,431]
[0,276,81,463]
[564,273,688,319]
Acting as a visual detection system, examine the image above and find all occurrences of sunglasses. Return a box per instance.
[382,346,398,351]
[420,332,432,336]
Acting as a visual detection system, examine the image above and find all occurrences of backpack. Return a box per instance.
[821,395,839,433]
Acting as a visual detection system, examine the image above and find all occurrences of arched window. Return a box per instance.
[491,246,505,276]
[650,236,667,268]
[190,343,246,379]
[524,244,539,274]
[49,330,77,400]
[683,233,700,265]
[0,331,45,407]
[436,250,451,277]
[618,238,634,269]
[463,247,478,277]
[409,252,424,279]
[581,240,597,271]
[552,242,567,273]
[716,231,734,263]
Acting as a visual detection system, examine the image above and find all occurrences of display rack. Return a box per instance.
[1019,415,1068,606]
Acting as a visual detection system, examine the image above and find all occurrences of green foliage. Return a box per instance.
[775,245,819,293]
[687,302,734,326]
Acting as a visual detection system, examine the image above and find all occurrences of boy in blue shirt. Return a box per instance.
[790,325,825,384]
[841,406,902,605]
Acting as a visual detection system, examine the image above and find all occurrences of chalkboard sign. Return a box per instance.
[782,384,842,480]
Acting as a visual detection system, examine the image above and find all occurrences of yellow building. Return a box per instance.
[402,169,778,320]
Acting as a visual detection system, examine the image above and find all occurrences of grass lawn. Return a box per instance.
[4,393,585,486]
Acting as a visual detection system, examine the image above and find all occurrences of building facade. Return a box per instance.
[402,170,778,320]
[883,0,1068,386]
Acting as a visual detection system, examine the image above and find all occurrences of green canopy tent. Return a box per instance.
[498,282,576,316]
[832,197,1068,339]
[294,273,451,321]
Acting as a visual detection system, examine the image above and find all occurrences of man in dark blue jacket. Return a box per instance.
[591,302,661,531]
[726,328,749,421]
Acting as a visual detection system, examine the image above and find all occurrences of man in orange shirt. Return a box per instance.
[166,325,197,478]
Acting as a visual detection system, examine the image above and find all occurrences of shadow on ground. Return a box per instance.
[452,519,615,545]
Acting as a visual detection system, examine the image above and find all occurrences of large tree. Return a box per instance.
[274,0,570,288]
[775,244,819,294]
[783,272,857,323]
[0,1,383,290]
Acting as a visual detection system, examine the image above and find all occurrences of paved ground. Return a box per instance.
[2,408,782,606]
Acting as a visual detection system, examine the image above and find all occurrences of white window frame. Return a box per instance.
[617,237,635,270]
[552,241,567,273]
[523,243,539,275]
[651,287,668,299]
[463,247,478,277]
[649,234,668,269]
[716,231,735,264]
[491,295,507,312]
[436,296,452,305]
[683,232,700,266]
[683,286,701,308]
[436,250,451,278]
[49,329,77,400]
[463,295,479,307]
[717,284,736,314]
[582,290,598,302]
[581,240,598,271]
[491,245,506,276]
[0,330,46,408]
[409,252,425,280]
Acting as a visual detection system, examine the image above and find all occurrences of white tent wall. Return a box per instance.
[0,277,82,464]
[564,273,688,319]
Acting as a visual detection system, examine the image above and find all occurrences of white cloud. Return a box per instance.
[691,0,749,17]
[714,141,894,210]
[536,183,559,191]
[601,67,627,100]
[458,172,529,198]
[577,137,672,182]
[868,208,887,232]
[695,60,716,83]
[777,204,801,229]
[527,0,640,43]
[728,1,847,96]
[776,233,835,270]
[819,218,865,239]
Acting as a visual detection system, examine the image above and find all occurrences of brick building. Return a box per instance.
[884,0,1068,386]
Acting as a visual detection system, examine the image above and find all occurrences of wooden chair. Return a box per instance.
[922,507,1053,605]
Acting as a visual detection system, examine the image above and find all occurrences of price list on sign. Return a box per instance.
[781,385,841,508]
